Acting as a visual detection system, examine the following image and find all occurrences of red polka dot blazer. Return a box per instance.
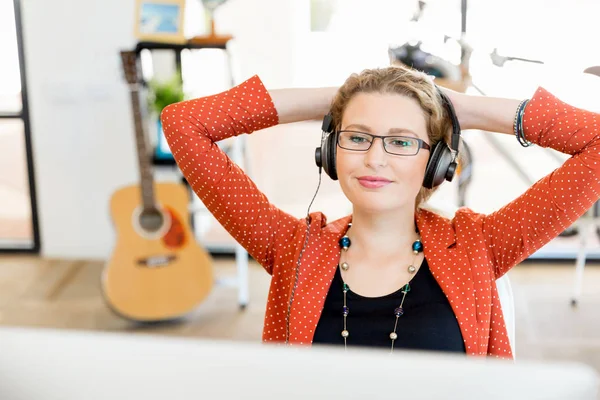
[161,75,600,359]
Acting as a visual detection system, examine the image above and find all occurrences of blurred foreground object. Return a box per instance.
[0,326,597,400]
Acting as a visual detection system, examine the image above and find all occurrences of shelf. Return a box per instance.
[0,112,22,119]
[135,40,229,53]
[152,155,176,166]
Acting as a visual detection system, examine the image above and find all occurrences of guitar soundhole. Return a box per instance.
[139,208,165,233]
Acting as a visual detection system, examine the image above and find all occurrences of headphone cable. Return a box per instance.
[285,167,323,344]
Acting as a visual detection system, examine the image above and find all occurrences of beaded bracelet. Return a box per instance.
[514,99,533,147]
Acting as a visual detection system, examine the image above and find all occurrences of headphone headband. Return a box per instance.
[436,88,461,152]
[322,113,334,133]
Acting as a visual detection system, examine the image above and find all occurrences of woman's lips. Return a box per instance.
[357,177,392,188]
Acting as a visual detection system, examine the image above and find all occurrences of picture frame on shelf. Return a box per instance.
[134,0,187,43]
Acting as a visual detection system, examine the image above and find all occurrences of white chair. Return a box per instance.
[496,273,516,357]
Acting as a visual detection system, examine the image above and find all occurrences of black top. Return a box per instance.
[313,258,466,354]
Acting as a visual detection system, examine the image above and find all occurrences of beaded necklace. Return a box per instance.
[337,223,424,353]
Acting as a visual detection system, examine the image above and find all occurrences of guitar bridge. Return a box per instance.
[137,255,177,268]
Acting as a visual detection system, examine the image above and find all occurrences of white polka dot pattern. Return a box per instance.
[161,77,600,360]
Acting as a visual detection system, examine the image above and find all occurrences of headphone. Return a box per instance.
[314,87,462,189]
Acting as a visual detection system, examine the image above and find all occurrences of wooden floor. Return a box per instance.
[1,255,600,374]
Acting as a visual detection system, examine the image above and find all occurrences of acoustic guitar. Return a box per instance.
[102,51,214,322]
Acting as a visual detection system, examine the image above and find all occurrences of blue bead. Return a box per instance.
[394,307,404,317]
[343,306,349,316]
[339,236,351,249]
[412,240,423,253]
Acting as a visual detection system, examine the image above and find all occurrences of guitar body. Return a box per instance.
[103,182,213,322]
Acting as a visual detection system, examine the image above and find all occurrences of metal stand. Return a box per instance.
[571,210,592,307]
[570,66,600,306]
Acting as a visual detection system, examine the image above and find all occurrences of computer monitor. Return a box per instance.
[0,326,597,400]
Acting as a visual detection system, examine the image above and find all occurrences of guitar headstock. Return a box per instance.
[120,51,139,85]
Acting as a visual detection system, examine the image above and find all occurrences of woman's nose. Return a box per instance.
[364,138,388,168]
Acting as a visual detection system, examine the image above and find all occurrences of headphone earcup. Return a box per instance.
[321,132,338,180]
[315,113,338,180]
[423,141,454,189]
[315,147,323,169]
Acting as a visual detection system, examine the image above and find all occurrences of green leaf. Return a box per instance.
[147,73,185,115]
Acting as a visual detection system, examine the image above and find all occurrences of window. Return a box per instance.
[0,0,39,252]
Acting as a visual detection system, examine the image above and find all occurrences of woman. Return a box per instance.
[161,65,600,359]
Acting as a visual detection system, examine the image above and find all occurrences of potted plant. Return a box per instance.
[148,73,185,160]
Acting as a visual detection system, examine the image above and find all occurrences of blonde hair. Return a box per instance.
[329,64,456,208]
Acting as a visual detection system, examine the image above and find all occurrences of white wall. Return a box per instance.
[22,0,302,259]
[21,0,137,259]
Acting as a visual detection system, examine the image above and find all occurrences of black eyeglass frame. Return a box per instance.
[336,130,431,156]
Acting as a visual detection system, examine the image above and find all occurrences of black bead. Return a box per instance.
[412,240,423,253]
[339,236,351,249]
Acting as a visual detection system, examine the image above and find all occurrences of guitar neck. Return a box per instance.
[129,87,156,211]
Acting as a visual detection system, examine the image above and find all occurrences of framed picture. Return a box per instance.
[134,0,187,43]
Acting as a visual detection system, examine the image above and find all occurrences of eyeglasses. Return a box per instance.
[337,130,431,156]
